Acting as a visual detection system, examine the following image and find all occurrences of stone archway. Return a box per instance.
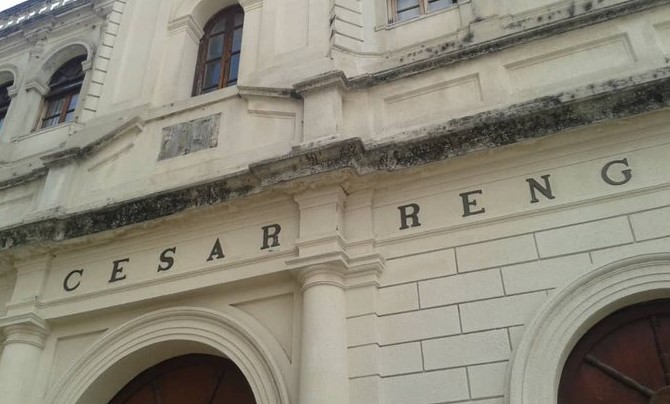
[506,253,670,404]
[44,307,290,404]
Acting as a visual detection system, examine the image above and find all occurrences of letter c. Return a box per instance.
[63,269,84,292]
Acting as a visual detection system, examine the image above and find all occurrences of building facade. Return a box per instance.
[0,0,670,403]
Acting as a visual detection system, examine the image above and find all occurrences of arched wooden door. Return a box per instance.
[559,299,670,404]
[108,354,257,404]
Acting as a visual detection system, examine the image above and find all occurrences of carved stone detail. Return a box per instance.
[158,114,220,161]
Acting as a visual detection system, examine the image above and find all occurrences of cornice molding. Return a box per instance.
[3,67,670,250]
[325,0,670,92]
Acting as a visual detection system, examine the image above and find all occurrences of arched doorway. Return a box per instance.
[109,354,256,404]
[45,307,290,404]
[559,299,670,404]
[506,254,670,404]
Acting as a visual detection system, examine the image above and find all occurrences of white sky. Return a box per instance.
[0,0,28,13]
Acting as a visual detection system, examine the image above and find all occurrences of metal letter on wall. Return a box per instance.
[158,114,220,160]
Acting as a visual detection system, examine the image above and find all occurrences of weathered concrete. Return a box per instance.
[2,66,670,251]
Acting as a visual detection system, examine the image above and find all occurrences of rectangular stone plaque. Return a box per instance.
[158,114,220,160]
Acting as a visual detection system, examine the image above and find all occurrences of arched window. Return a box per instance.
[193,5,244,95]
[0,80,13,131]
[41,55,86,129]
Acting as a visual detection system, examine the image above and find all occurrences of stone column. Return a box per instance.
[0,314,49,404]
[297,265,350,404]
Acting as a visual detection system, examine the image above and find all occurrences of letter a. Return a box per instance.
[207,238,226,262]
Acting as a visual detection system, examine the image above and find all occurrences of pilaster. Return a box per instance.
[5,254,51,316]
[237,0,263,84]
[298,79,346,143]
[290,186,384,404]
[0,313,49,404]
[294,262,350,404]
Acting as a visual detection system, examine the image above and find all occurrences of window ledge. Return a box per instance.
[147,86,240,122]
[12,122,83,143]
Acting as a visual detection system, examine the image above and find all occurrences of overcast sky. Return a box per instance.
[0,0,27,13]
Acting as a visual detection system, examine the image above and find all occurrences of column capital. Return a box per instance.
[295,263,347,292]
[25,78,49,96]
[167,15,204,43]
[0,313,49,349]
[288,249,386,290]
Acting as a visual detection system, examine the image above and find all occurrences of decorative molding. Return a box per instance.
[0,0,94,35]
[335,0,670,90]
[80,58,93,71]
[295,264,347,292]
[167,15,204,43]
[239,0,264,13]
[506,253,670,404]
[40,116,145,168]
[3,67,670,249]
[24,78,49,96]
[6,84,18,98]
[44,307,291,404]
[294,71,349,95]
[237,85,297,99]
[0,313,49,349]
[287,244,386,290]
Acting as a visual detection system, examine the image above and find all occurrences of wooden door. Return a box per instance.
[559,299,670,404]
[108,354,257,404]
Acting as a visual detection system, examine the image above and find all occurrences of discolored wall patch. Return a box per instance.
[158,114,220,160]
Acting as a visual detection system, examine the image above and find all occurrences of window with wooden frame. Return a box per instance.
[193,5,244,96]
[41,55,86,129]
[388,0,458,23]
[0,80,13,131]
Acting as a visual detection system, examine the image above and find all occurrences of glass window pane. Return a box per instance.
[232,28,243,53]
[65,111,74,122]
[203,61,222,89]
[45,97,65,118]
[234,12,244,27]
[227,53,240,85]
[67,93,79,111]
[397,0,420,11]
[42,116,60,128]
[211,18,226,35]
[0,116,5,131]
[397,7,420,21]
[207,34,225,60]
[428,0,453,11]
